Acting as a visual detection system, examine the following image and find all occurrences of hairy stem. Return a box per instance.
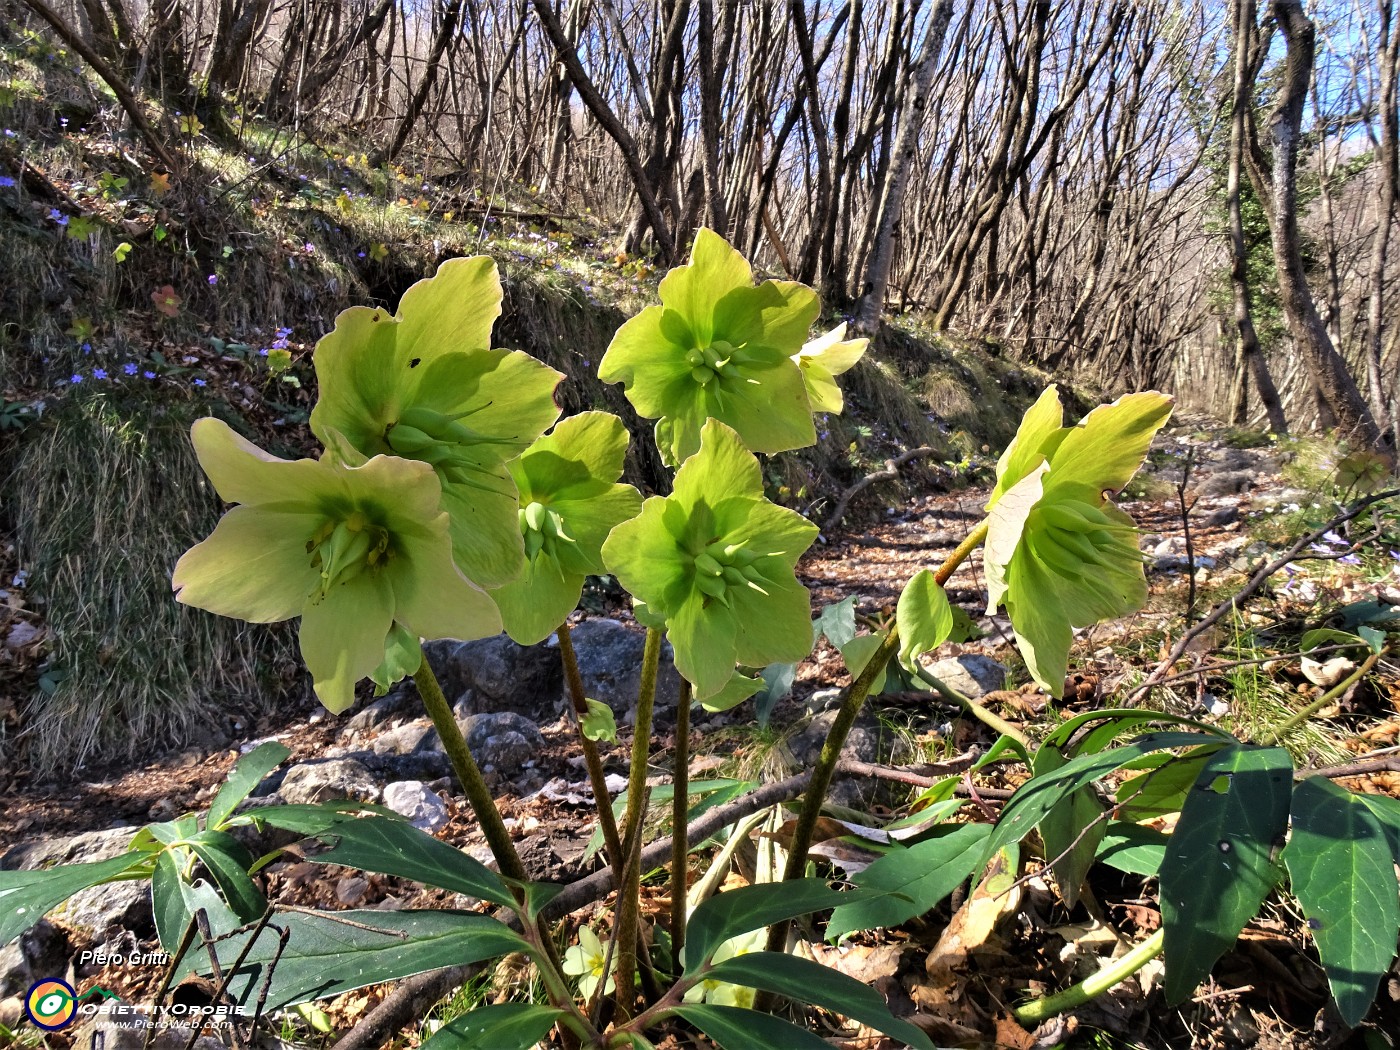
[414,661,527,883]
[559,622,626,877]
[1013,928,1164,1026]
[765,519,989,958]
[670,678,693,961]
[613,627,663,1018]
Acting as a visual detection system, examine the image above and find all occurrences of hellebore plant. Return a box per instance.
[9,230,1268,1050]
[982,386,1173,693]
[602,418,818,702]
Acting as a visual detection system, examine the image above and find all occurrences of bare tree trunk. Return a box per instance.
[384,0,466,163]
[851,0,953,337]
[1364,0,1399,439]
[530,0,676,261]
[1260,0,1381,448]
[1229,0,1287,434]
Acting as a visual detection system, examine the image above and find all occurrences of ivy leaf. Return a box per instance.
[1284,776,1400,1027]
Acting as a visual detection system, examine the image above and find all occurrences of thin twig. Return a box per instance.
[1128,489,1400,702]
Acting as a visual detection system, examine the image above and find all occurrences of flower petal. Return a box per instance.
[1043,391,1173,502]
[490,553,580,646]
[658,228,754,344]
[173,505,319,622]
[727,568,814,669]
[390,513,503,641]
[602,497,690,615]
[668,591,738,700]
[671,420,764,512]
[441,478,527,588]
[395,255,502,366]
[300,570,396,713]
[191,418,344,509]
[309,305,404,458]
[704,359,816,455]
[987,385,1064,510]
[408,348,561,455]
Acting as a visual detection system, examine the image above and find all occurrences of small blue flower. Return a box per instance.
[258,348,269,357]
[123,363,137,375]
[3,129,16,138]
[93,368,108,380]
[193,378,207,387]
[81,343,91,353]
[69,373,82,384]
[0,176,14,188]
[1339,554,1361,566]
[207,274,218,286]
[143,370,156,379]
[357,250,366,258]
[48,208,68,226]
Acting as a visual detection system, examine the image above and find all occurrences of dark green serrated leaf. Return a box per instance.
[233,801,386,834]
[1285,776,1400,1027]
[1096,822,1169,876]
[421,1003,564,1050]
[208,742,290,830]
[1161,745,1293,1004]
[153,851,240,954]
[1041,787,1104,908]
[685,879,870,972]
[828,823,991,941]
[0,852,148,947]
[312,816,515,908]
[182,910,530,1010]
[983,732,1222,866]
[1115,750,1214,822]
[186,830,264,922]
[673,1003,837,1050]
[703,951,934,1050]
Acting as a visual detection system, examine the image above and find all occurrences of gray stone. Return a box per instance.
[0,920,70,996]
[61,880,152,939]
[452,712,547,772]
[71,1020,228,1050]
[1,826,139,872]
[925,654,1007,699]
[429,634,562,718]
[807,687,844,711]
[0,941,28,997]
[789,711,915,810]
[279,758,379,805]
[565,618,683,716]
[1200,505,1239,527]
[1196,470,1254,497]
[370,721,436,756]
[382,781,449,831]
[346,687,419,735]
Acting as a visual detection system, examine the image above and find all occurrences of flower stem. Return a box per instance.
[670,678,693,962]
[413,661,527,884]
[1012,928,1164,1026]
[764,519,989,958]
[1257,647,1385,746]
[558,622,626,877]
[913,665,1029,748]
[614,626,663,1018]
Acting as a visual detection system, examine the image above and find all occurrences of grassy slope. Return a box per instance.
[0,28,1051,773]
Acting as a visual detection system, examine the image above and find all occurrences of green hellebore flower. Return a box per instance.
[598,228,819,466]
[601,420,818,701]
[983,388,1173,694]
[489,412,643,645]
[172,418,501,713]
[310,256,563,588]
[793,322,868,415]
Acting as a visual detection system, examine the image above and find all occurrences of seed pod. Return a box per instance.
[696,574,727,598]
[524,501,546,532]
[695,553,725,577]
